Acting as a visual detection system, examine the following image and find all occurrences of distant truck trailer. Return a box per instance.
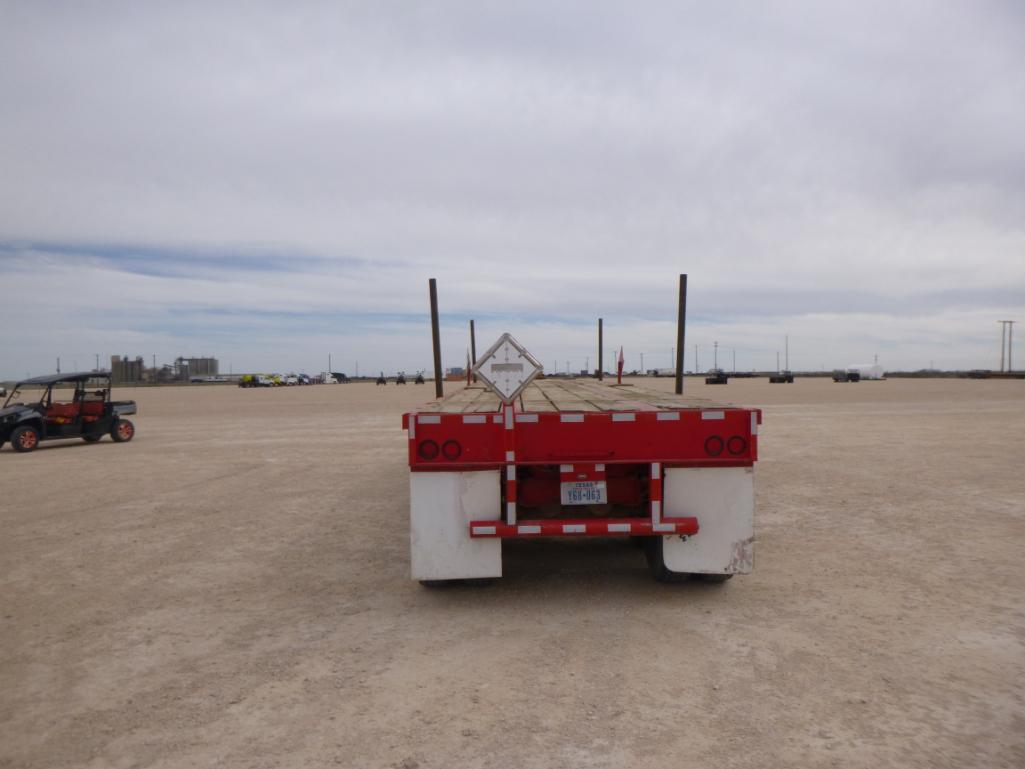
[402,334,761,586]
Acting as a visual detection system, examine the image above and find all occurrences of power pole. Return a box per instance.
[785,335,789,370]
[597,318,604,380]
[470,319,477,382]
[713,341,718,369]
[56,357,60,373]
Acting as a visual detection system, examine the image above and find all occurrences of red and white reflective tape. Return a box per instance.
[468,517,699,538]
[503,403,517,525]
[650,462,662,527]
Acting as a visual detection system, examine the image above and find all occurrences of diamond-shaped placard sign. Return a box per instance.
[472,333,543,404]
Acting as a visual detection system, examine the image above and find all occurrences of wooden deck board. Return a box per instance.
[418,378,731,413]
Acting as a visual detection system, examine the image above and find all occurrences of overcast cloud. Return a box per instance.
[1,1,1023,377]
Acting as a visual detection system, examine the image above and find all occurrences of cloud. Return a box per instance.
[1,1,1023,376]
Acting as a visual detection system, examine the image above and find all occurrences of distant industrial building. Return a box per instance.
[174,357,219,380]
[110,355,220,383]
[110,355,145,384]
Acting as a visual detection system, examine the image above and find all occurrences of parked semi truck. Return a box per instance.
[403,334,760,586]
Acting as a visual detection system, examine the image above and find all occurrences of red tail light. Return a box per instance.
[704,435,724,456]
[418,440,440,460]
[727,436,747,455]
[442,440,462,460]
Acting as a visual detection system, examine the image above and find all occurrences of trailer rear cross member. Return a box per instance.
[404,365,761,586]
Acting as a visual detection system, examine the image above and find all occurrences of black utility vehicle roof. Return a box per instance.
[15,371,111,386]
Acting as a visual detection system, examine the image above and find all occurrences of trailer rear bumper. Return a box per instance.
[468,517,698,538]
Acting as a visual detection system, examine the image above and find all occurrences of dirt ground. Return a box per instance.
[1,376,1023,768]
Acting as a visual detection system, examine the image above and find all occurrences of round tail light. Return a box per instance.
[704,435,724,456]
[417,439,439,460]
[727,436,748,455]
[442,440,462,460]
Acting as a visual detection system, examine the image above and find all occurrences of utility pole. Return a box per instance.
[640,352,644,373]
[776,351,780,372]
[732,349,736,373]
[695,344,698,373]
[785,335,789,370]
[999,321,1008,371]
[597,318,603,381]
[328,353,332,373]
[56,357,60,373]
[714,341,718,369]
[95,353,100,371]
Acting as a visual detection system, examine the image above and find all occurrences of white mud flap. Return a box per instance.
[662,467,754,575]
[410,471,502,580]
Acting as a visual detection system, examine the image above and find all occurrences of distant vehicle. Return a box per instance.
[847,364,885,380]
[832,370,861,382]
[376,373,387,385]
[769,371,794,384]
[1,372,136,453]
[283,375,299,386]
[415,373,425,385]
[396,373,407,385]
[330,372,350,384]
[705,368,729,385]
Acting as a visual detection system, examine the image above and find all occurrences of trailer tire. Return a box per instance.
[699,573,734,584]
[82,435,103,443]
[644,537,690,583]
[419,580,456,588]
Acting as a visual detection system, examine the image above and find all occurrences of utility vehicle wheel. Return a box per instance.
[11,425,40,453]
[644,536,690,583]
[111,419,135,443]
[699,573,733,583]
[82,435,103,443]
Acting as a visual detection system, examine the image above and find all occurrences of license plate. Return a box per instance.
[560,481,607,505]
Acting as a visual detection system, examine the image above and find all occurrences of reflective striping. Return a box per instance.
[505,408,514,429]
[408,420,416,439]
[560,464,574,473]
[493,414,502,423]
[701,411,725,421]
[507,502,517,519]
[515,413,538,423]
[656,411,680,421]
[560,413,585,422]
[595,463,605,472]
[506,466,516,481]
[418,415,441,424]
[462,414,487,424]
[751,412,758,435]
[612,413,635,422]
[506,451,515,462]
[468,517,699,538]
[651,462,660,478]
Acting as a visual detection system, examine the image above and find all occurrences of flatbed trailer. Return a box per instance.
[403,376,761,585]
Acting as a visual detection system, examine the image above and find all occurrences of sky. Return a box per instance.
[1,1,1023,378]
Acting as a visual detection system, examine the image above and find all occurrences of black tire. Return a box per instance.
[699,573,734,584]
[82,435,103,443]
[110,418,135,443]
[10,425,40,453]
[419,580,456,588]
[644,537,691,583]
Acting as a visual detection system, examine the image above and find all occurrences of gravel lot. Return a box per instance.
[2,377,1023,768]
